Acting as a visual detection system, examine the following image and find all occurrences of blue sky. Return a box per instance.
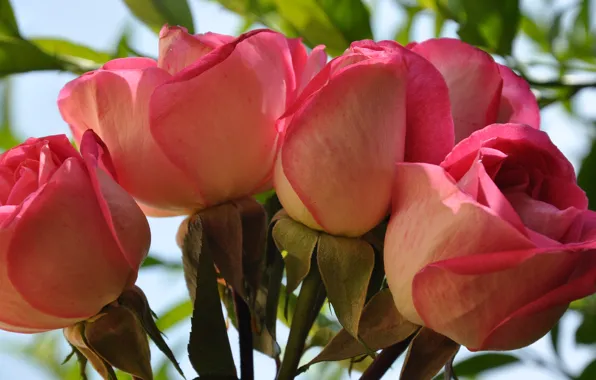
[1,0,595,379]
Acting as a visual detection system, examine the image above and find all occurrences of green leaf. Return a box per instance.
[32,38,111,71]
[550,322,560,356]
[452,353,519,376]
[183,214,237,378]
[141,255,184,270]
[306,289,418,366]
[458,0,520,55]
[273,0,372,55]
[155,300,193,331]
[0,0,19,37]
[0,36,63,75]
[123,0,195,34]
[401,328,460,380]
[575,313,596,345]
[520,15,549,52]
[394,5,422,45]
[578,359,596,380]
[272,216,319,293]
[578,137,596,211]
[0,80,20,150]
[317,233,374,337]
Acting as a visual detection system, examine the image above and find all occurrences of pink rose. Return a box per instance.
[58,26,325,216]
[408,38,540,142]
[274,39,455,237]
[0,131,150,333]
[384,123,596,350]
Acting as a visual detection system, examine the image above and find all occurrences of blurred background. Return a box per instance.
[1,0,596,378]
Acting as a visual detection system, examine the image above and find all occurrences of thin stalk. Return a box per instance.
[235,292,254,380]
[359,335,414,380]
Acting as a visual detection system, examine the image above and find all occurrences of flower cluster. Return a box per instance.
[1,24,595,378]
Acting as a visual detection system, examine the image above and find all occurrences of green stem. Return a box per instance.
[277,258,326,380]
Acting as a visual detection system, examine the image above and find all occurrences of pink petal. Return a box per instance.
[442,124,578,184]
[384,163,534,326]
[102,57,157,70]
[80,130,151,274]
[497,64,540,128]
[6,166,37,205]
[150,30,293,207]
[278,57,408,237]
[58,65,201,214]
[410,38,502,142]
[158,25,218,75]
[6,158,131,321]
[299,45,327,93]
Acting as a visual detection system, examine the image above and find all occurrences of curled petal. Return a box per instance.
[158,25,221,75]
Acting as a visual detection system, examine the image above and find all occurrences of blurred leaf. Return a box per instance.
[0,80,20,150]
[123,0,195,34]
[273,0,372,55]
[0,36,64,75]
[520,15,549,52]
[578,359,596,380]
[394,5,422,44]
[575,313,596,345]
[578,137,596,211]
[458,0,520,55]
[0,0,19,37]
[452,353,519,377]
[141,255,184,270]
[32,38,111,71]
[550,322,560,356]
[156,300,193,331]
[317,234,374,337]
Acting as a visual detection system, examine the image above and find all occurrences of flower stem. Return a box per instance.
[277,259,326,380]
[359,335,414,380]
[234,291,254,380]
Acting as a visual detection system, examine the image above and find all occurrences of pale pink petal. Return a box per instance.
[278,57,408,237]
[150,30,293,207]
[158,25,217,75]
[6,167,37,205]
[497,64,540,128]
[102,57,157,70]
[299,45,327,93]
[6,158,131,320]
[410,38,502,142]
[384,163,534,326]
[58,66,201,214]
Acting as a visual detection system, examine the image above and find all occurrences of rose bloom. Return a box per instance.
[58,26,325,216]
[0,131,149,333]
[275,38,539,237]
[384,123,596,350]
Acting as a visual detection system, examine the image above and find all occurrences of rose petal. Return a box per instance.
[80,130,150,274]
[158,25,218,75]
[102,57,157,70]
[58,65,201,214]
[410,38,502,142]
[278,57,408,237]
[384,163,534,326]
[6,158,131,320]
[299,45,327,93]
[496,64,540,128]
[150,30,292,206]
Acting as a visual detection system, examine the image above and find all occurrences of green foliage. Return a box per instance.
[0,0,19,37]
[122,0,195,34]
[578,137,596,211]
[579,359,596,380]
[452,353,520,376]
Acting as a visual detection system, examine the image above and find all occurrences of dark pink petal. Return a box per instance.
[6,158,131,320]
[278,58,409,237]
[150,30,292,206]
[496,64,540,128]
[410,38,502,142]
